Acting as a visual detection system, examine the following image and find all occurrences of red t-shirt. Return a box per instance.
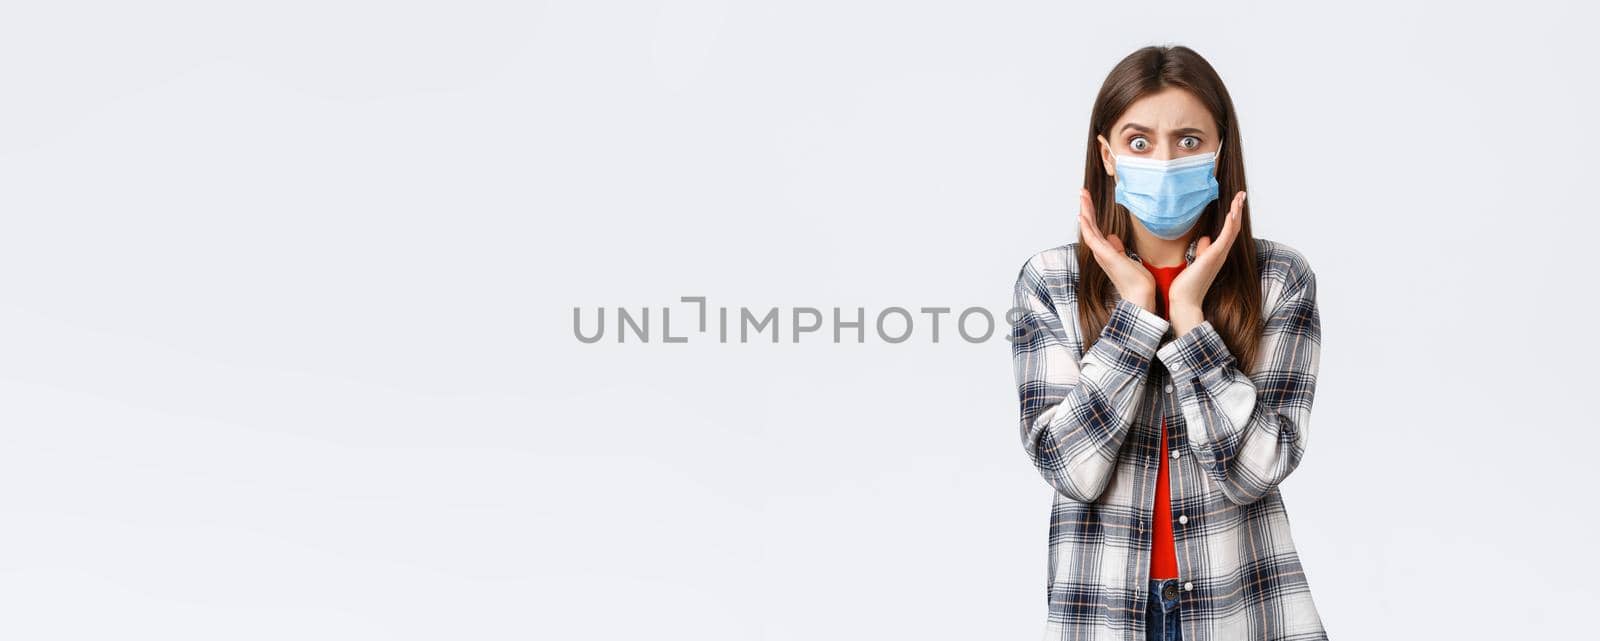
[1141,257,1185,580]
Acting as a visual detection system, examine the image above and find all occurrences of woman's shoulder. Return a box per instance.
[1017,242,1078,274]
[1012,243,1080,296]
[1253,236,1315,287]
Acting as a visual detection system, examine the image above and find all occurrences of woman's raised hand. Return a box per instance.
[1166,190,1245,334]
[1076,188,1157,313]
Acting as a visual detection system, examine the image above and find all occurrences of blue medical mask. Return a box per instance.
[1107,139,1224,240]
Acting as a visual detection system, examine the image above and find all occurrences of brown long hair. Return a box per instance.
[1078,45,1265,374]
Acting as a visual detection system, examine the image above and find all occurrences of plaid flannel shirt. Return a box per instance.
[1010,236,1327,641]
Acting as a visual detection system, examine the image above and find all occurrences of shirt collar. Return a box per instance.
[1123,235,1199,267]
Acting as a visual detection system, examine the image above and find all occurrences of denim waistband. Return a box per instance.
[1149,578,1182,614]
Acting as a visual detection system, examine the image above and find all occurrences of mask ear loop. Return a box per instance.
[1097,134,1119,175]
[1210,136,1228,230]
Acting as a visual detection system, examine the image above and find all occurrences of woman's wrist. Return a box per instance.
[1169,303,1205,336]
[1129,290,1158,315]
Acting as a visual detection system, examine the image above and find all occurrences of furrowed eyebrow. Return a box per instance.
[1117,123,1210,137]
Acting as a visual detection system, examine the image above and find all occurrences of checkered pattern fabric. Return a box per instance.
[1010,236,1327,641]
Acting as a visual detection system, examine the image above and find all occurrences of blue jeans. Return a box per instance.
[1146,578,1184,641]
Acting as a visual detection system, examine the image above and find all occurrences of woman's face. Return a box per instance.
[1097,86,1221,173]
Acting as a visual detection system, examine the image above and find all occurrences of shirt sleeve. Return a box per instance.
[1011,254,1170,502]
[1155,251,1321,506]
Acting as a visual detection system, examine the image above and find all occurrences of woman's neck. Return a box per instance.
[1131,230,1192,268]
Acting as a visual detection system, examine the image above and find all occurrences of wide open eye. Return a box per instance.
[1129,136,1150,152]
[1178,136,1200,150]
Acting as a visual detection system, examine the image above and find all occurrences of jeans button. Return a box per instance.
[1161,581,1178,600]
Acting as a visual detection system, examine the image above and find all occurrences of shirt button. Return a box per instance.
[1178,514,1189,525]
[1164,384,1174,393]
[1170,450,1181,459]
[1183,581,1194,591]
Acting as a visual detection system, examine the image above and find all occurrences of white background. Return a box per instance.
[2,1,1594,639]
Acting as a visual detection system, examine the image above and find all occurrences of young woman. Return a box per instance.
[1010,46,1327,641]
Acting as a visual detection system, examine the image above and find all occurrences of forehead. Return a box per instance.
[1110,86,1216,133]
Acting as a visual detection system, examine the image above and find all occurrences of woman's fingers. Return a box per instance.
[1077,189,1096,237]
[1190,192,1243,267]
[1076,209,1095,250]
[1105,232,1126,254]
[1216,190,1245,250]
[1078,189,1112,251]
